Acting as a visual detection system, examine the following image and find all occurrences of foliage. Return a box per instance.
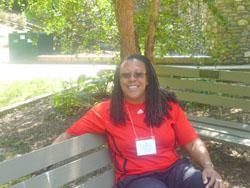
[53,72,113,115]
[2,0,244,63]
[24,0,118,53]
[185,102,210,116]
[1,138,28,148]
[88,71,114,96]
[0,0,31,11]
[156,1,206,56]
[133,0,232,63]
[213,153,220,161]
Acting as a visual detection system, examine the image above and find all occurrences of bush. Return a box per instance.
[53,72,113,115]
[2,0,34,12]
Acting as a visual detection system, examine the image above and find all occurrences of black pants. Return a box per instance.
[117,158,214,188]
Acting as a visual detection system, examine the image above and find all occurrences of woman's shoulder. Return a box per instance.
[91,99,111,112]
[168,101,179,109]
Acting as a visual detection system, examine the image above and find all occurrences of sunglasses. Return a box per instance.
[120,72,146,79]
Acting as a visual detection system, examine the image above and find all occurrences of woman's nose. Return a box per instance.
[128,74,137,81]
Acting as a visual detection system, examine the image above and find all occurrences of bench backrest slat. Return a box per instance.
[186,115,250,132]
[154,66,199,77]
[155,66,250,84]
[0,133,106,185]
[10,148,112,188]
[158,77,250,97]
[173,90,250,110]
[220,70,250,84]
[155,65,250,111]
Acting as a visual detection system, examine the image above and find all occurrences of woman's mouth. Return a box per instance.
[128,85,139,90]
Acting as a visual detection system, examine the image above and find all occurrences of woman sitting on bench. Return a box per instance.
[51,54,226,188]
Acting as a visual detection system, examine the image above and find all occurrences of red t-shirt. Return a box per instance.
[66,100,198,184]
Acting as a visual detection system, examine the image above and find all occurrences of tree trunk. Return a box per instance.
[145,0,161,62]
[114,0,140,60]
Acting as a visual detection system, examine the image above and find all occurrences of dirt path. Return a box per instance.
[0,98,250,188]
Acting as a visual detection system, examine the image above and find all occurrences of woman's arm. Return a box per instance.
[184,138,225,188]
[34,132,74,175]
[52,132,74,145]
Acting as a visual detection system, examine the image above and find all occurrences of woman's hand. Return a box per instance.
[184,138,227,188]
[202,166,226,188]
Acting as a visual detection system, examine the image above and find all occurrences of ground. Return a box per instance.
[0,97,250,188]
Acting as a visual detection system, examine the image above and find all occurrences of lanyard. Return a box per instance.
[126,103,154,139]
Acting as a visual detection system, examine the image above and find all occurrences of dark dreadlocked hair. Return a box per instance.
[110,54,177,127]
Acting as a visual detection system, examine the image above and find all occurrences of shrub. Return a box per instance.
[53,72,113,115]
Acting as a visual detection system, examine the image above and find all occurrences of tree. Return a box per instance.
[114,0,160,61]
[144,0,161,62]
[114,0,140,59]
[114,0,230,62]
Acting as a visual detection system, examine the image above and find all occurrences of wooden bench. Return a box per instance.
[154,65,250,147]
[0,134,115,188]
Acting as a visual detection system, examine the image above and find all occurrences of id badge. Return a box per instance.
[135,137,157,156]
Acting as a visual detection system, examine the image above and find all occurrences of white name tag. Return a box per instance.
[135,137,157,156]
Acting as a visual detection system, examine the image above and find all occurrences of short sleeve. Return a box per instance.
[170,102,199,146]
[66,102,109,136]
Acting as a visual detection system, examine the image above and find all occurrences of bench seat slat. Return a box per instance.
[10,148,112,188]
[187,115,250,132]
[187,115,250,147]
[194,127,250,147]
[191,121,250,139]
[76,169,115,188]
[0,133,106,185]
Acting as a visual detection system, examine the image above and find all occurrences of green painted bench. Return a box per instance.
[155,65,250,147]
[0,133,115,188]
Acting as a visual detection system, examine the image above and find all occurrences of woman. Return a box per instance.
[52,54,225,188]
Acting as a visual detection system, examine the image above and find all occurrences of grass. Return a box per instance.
[0,78,71,108]
[0,78,72,188]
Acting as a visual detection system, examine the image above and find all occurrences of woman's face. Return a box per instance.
[119,59,148,104]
